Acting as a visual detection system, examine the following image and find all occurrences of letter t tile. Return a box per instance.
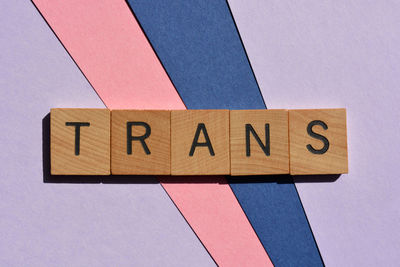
[50,108,110,175]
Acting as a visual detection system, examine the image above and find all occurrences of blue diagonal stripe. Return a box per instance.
[126,0,323,265]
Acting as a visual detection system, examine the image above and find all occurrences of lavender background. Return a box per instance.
[229,1,400,265]
[1,0,399,266]
[0,1,214,266]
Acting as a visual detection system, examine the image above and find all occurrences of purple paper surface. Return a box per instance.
[0,1,214,266]
[228,0,400,265]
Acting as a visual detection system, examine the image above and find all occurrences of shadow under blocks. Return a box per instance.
[42,113,158,184]
[42,113,340,184]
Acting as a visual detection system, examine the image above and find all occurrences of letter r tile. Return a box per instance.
[230,110,289,175]
[50,108,110,175]
[289,109,348,175]
[111,110,171,175]
[171,110,230,175]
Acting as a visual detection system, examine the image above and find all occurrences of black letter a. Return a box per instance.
[189,123,215,156]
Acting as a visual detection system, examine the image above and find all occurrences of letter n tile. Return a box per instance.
[230,109,289,175]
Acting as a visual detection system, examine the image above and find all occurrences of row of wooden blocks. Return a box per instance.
[50,108,348,176]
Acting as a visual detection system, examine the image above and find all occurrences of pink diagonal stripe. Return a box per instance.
[32,0,272,266]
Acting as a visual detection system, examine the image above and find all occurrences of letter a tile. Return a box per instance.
[171,110,230,175]
[111,110,171,175]
[230,110,289,175]
[50,108,110,175]
[289,109,348,175]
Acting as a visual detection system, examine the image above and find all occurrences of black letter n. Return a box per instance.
[245,124,270,157]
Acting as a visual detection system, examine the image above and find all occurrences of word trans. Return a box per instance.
[50,108,348,176]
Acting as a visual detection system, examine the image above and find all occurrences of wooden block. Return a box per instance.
[171,110,230,175]
[111,110,170,175]
[230,109,289,175]
[50,108,110,175]
[289,109,348,175]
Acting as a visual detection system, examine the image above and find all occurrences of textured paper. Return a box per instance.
[32,0,182,110]
[128,0,322,266]
[0,1,214,266]
[31,0,272,265]
[228,0,400,265]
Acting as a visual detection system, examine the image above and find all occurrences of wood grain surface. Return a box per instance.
[51,108,110,175]
[171,110,230,175]
[230,109,289,175]
[289,109,348,175]
[111,110,170,175]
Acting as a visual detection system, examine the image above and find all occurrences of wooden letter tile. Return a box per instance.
[50,108,110,175]
[111,110,170,175]
[289,109,348,175]
[230,109,289,175]
[171,110,230,175]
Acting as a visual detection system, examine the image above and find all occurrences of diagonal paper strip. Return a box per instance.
[0,1,213,266]
[33,0,181,110]
[31,0,272,265]
[228,0,400,265]
[128,0,324,266]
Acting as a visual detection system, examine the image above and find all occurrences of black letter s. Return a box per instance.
[306,120,329,154]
